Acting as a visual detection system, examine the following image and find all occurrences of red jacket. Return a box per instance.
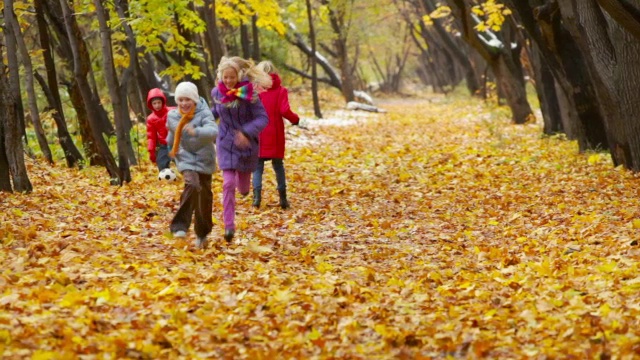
[146,88,171,152]
[258,74,299,159]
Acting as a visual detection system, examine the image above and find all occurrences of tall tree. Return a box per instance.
[10,8,54,164]
[445,0,533,124]
[59,0,120,180]
[1,2,32,193]
[94,0,134,183]
[44,0,111,165]
[306,0,323,118]
[34,0,84,168]
[321,0,357,102]
[559,0,640,170]
[202,0,226,69]
[502,0,608,151]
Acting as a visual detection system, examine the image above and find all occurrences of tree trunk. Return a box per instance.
[418,0,482,95]
[251,15,261,61]
[202,0,226,69]
[177,3,212,104]
[240,23,251,59]
[34,0,83,168]
[503,0,609,151]
[34,73,85,167]
[446,0,533,124]
[94,0,132,184]
[3,0,27,151]
[527,44,563,134]
[10,12,54,164]
[561,0,640,170]
[0,116,11,192]
[306,0,323,118]
[59,0,120,180]
[0,26,32,193]
[43,0,112,163]
[324,0,356,102]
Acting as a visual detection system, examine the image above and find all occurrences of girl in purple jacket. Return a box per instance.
[211,56,272,242]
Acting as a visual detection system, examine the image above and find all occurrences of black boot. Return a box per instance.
[278,189,290,209]
[224,228,235,243]
[252,188,261,208]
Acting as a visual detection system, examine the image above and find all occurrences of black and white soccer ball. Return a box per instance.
[158,168,177,181]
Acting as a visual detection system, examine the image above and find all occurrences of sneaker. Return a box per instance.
[195,236,209,249]
[173,230,187,238]
[224,229,235,243]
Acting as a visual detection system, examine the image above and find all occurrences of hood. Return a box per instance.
[268,73,281,90]
[146,88,167,114]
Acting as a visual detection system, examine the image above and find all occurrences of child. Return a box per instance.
[210,56,271,242]
[166,82,218,249]
[146,88,174,171]
[252,61,300,209]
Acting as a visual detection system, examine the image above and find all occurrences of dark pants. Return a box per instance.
[252,158,286,192]
[170,171,213,238]
[156,145,171,171]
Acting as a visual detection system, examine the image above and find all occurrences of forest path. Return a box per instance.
[2,96,639,358]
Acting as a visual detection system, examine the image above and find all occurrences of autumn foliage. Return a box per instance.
[2,95,640,358]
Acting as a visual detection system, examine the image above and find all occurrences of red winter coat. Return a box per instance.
[257,73,299,159]
[146,88,171,154]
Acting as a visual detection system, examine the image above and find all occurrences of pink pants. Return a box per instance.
[222,170,251,230]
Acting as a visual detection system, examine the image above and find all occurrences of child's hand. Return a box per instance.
[184,124,196,136]
[234,131,250,148]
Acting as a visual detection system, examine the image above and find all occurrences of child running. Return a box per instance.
[146,88,174,171]
[210,56,271,242]
[167,82,218,249]
[252,60,300,209]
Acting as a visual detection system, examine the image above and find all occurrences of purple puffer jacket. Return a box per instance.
[211,85,268,172]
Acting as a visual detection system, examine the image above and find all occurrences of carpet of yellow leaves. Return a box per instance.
[2,94,640,359]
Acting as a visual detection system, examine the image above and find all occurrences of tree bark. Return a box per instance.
[251,15,261,61]
[10,11,54,164]
[561,0,640,170]
[202,0,226,70]
[240,23,251,59]
[306,0,323,118]
[34,0,83,168]
[446,0,533,124]
[503,0,609,151]
[323,0,356,102]
[527,44,563,134]
[59,0,119,180]
[43,0,112,163]
[417,0,482,95]
[3,0,27,151]
[177,3,212,104]
[0,23,32,193]
[94,0,133,183]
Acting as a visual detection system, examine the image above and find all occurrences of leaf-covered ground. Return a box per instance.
[2,94,640,359]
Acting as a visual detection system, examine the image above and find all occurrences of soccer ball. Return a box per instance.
[158,168,177,181]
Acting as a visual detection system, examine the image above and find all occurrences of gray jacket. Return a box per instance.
[166,97,218,174]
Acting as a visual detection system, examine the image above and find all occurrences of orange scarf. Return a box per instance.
[169,107,195,158]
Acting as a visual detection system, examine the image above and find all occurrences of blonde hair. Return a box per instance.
[256,60,278,75]
[217,56,272,89]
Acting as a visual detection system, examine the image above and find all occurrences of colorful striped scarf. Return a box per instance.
[218,81,254,104]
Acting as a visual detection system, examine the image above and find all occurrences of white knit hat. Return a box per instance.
[174,82,200,104]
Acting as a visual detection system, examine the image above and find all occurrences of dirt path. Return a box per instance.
[2,96,639,358]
